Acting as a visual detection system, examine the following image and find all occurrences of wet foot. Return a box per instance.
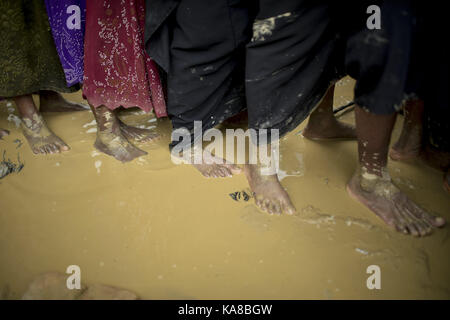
[93,107,147,162]
[192,151,241,178]
[390,99,424,162]
[347,167,446,236]
[0,129,9,139]
[94,125,147,163]
[303,117,356,141]
[94,132,147,163]
[21,113,70,154]
[119,121,160,143]
[390,126,422,161]
[39,90,88,112]
[244,164,296,215]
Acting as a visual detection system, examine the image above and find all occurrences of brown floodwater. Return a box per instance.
[0,78,449,299]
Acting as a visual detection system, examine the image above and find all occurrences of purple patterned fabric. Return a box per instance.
[45,0,86,86]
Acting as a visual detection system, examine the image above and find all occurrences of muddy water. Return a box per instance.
[0,78,449,299]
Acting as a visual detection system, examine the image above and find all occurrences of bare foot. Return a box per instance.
[0,129,9,139]
[390,99,424,162]
[302,84,356,141]
[94,122,147,163]
[347,167,446,236]
[244,164,296,215]
[21,113,70,154]
[119,121,160,143]
[94,132,147,163]
[303,117,356,141]
[39,90,88,112]
[390,126,422,161]
[192,151,241,178]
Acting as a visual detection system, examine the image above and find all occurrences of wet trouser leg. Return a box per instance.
[245,0,342,138]
[167,0,253,147]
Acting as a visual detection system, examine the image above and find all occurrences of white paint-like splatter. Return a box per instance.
[7,114,21,128]
[252,12,292,42]
[83,120,97,128]
[355,248,369,255]
[95,160,102,174]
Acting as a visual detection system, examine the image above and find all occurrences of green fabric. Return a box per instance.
[0,0,79,97]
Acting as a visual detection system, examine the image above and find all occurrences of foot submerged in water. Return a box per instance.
[347,167,446,236]
[21,113,70,154]
[244,164,296,215]
[94,112,147,163]
[192,151,241,178]
[94,130,147,163]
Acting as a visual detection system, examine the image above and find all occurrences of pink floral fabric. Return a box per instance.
[82,0,167,117]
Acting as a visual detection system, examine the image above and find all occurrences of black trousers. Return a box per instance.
[146,0,428,145]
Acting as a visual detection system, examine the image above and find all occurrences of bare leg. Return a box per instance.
[347,106,445,236]
[14,94,69,154]
[302,85,356,141]
[91,105,147,162]
[390,99,424,161]
[244,162,296,215]
[39,90,88,112]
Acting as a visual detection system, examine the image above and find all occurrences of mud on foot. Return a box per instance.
[244,164,296,215]
[347,167,446,237]
[119,120,160,143]
[192,151,241,178]
[94,129,147,163]
[21,113,70,154]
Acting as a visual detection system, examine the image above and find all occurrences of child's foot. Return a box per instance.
[119,121,160,143]
[390,126,422,161]
[39,90,88,112]
[192,151,241,178]
[92,107,147,162]
[21,113,70,154]
[244,164,296,215]
[94,130,147,163]
[303,117,356,141]
[347,167,445,236]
